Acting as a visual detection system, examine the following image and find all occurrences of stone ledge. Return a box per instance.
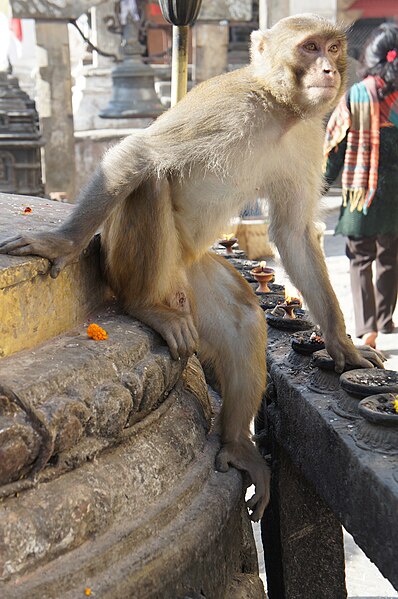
[0,193,107,358]
[0,349,263,598]
[0,307,199,489]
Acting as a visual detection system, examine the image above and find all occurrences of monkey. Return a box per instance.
[0,14,382,521]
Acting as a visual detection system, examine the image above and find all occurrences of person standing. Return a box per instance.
[324,23,398,349]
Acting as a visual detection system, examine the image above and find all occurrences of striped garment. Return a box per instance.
[324,76,398,214]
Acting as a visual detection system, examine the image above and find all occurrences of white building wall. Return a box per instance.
[290,0,337,21]
[267,0,337,26]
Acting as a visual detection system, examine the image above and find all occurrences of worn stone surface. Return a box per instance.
[0,308,189,486]
[263,443,346,599]
[264,326,398,592]
[0,335,262,598]
[227,573,266,598]
[0,194,107,357]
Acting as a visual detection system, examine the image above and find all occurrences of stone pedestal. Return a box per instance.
[73,66,153,131]
[193,21,229,84]
[35,20,76,200]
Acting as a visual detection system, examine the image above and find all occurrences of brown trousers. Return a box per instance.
[346,235,398,337]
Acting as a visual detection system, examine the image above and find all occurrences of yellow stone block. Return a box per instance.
[0,193,107,358]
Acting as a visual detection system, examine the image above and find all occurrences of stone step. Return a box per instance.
[0,305,263,598]
[0,193,107,358]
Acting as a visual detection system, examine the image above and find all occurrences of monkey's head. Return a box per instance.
[250,13,347,116]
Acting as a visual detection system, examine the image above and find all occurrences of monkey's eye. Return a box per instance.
[329,44,339,54]
[304,42,318,52]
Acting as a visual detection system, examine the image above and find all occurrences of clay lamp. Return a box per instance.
[355,393,398,454]
[219,233,238,255]
[279,294,302,319]
[359,393,398,422]
[250,261,275,293]
[265,287,313,332]
[291,330,325,355]
[339,369,398,399]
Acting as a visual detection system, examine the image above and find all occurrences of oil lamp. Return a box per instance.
[250,261,275,293]
[218,233,238,255]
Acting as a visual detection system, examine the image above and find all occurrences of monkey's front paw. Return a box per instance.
[325,337,378,373]
[161,314,199,361]
[0,232,78,278]
[216,440,270,522]
[355,345,386,368]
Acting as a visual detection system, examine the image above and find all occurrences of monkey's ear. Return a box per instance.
[250,30,269,56]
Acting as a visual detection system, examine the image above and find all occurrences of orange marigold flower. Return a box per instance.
[87,323,108,341]
[84,588,92,597]
[23,206,32,214]
[393,398,398,414]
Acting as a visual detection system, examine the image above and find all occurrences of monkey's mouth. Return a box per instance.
[308,84,337,89]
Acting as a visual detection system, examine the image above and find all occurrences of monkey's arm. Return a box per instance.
[269,196,378,372]
[0,135,149,278]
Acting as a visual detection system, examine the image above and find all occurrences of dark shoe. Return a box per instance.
[380,323,395,334]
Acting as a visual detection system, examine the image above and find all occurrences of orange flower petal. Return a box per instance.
[87,323,108,341]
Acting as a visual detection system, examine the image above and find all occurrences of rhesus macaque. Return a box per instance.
[0,14,380,521]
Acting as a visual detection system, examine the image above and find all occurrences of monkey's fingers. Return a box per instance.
[165,317,198,360]
[215,448,230,473]
[0,235,26,251]
[333,351,346,374]
[246,486,270,522]
[50,256,69,279]
[355,345,386,369]
[0,236,37,254]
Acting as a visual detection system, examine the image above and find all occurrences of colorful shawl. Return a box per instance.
[324,76,398,214]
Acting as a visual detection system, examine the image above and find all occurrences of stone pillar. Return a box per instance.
[193,21,229,84]
[193,0,252,84]
[262,443,347,599]
[267,0,290,26]
[35,21,76,200]
[91,0,120,68]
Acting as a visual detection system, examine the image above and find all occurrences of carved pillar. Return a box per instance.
[193,21,229,84]
[262,442,347,599]
[35,21,76,200]
[193,0,252,84]
[91,0,120,68]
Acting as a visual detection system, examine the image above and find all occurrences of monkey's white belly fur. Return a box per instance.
[168,116,324,255]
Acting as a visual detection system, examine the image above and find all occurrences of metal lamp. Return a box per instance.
[158,0,203,105]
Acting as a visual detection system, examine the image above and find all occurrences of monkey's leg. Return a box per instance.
[189,253,270,521]
[125,301,199,361]
[101,178,200,361]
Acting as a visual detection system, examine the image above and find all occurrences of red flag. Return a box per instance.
[10,18,22,41]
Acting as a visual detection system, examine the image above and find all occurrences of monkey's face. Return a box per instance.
[250,15,347,117]
[296,35,343,108]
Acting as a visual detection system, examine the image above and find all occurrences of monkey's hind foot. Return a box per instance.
[215,439,270,522]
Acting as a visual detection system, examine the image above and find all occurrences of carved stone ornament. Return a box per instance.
[199,0,252,21]
[10,0,107,20]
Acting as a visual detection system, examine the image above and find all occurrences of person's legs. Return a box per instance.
[346,236,377,343]
[375,235,398,334]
